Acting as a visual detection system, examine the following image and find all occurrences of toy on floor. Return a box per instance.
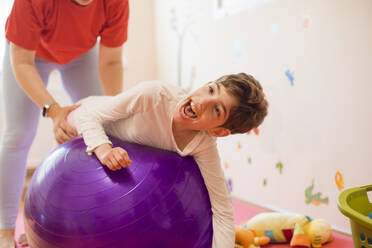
[234,228,270,248]
[235,212,333,248]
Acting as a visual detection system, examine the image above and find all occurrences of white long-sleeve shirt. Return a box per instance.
[71,80,235,248]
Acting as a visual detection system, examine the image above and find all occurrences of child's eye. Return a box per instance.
[208,86,214,94]
[215,106,220,116]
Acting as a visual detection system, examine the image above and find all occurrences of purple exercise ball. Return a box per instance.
[24,137,213,248]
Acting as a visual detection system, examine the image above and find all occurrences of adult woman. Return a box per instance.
[0,0,129,247]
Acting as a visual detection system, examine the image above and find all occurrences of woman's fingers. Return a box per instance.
[52,104,81,143]
[60,121,77,138]
[55,127,71,144]
[65,104,80,136]
[69,103,81,111]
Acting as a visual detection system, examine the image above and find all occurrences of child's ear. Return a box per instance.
[207,127,231,137]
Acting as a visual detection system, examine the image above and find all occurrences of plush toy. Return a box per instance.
[235,227,270,248]
[235,212,333,248]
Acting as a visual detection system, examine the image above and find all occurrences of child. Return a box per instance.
[69,73,268,248]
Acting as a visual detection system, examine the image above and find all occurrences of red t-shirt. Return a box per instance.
[5,0,129,64]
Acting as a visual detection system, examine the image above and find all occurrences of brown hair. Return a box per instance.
[217,73,268,134]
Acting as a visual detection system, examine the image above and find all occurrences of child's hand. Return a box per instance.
[94,143,132,171]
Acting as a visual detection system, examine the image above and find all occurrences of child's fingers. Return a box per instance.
[105,160,115,171]
[101,154,116,171]
[105,158,119,171]
[114,149,131,168]
[101,148,131,171]
[113,151,126,168]
[120,148,132,166]
[108,154,122,170]
[122,152,132,167]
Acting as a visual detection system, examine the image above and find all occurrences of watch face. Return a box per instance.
[43,102,58,117]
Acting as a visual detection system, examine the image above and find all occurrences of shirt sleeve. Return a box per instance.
[193,142,235,248]
[73,81,159,154]
[100,0,129,47]
[5,0,45,50]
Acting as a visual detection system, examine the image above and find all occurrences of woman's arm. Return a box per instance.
[99,44,123,96]
[10,42,79,144]
[98,0,129,96]
[194,144,235,248]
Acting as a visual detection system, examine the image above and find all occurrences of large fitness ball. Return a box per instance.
[24,137,213,248]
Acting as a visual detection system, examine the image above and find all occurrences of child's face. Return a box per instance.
[174,82,237,136]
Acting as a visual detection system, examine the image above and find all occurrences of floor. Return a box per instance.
[14,198,353,248]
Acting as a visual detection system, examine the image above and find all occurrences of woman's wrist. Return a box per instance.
[46,103,61,120]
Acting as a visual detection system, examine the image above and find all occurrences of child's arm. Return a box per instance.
[73,81,162,168]
[194,144,235,248]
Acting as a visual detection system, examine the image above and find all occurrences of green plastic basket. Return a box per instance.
[338,185,372,248]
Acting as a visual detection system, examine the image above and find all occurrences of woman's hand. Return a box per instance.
[94,143,132,171]
[48,104,80,144]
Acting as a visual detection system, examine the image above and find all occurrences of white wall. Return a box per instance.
[0,0,156,167]
[153,0,372,233]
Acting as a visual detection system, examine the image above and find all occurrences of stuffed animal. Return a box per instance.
[235,227,270,248]
[235,212,333,248]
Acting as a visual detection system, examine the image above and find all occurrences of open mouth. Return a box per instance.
[182,99,197,119]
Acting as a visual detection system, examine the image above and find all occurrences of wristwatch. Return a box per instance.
[42,102,57,117]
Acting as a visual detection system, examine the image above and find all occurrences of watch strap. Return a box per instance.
[42,102,57,117]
